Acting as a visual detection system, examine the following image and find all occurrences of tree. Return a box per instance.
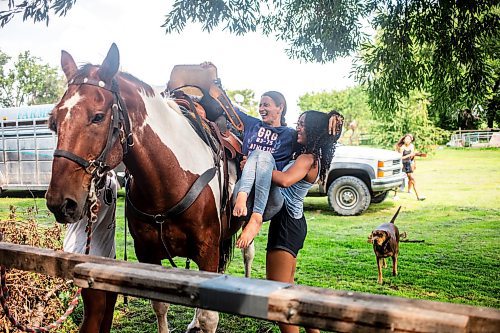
[355,1,500,130]
[0,49,65,107]
[0,50,11,106]
[298,86,373,131]
[226,88,259,117]
[0,0,77,27]
[2,1,498,130]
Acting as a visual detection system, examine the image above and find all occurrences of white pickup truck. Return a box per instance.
[312,145,406,216]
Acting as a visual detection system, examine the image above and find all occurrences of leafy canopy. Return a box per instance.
[0,0,370,63]
[2,0,498,130]
[355,0,500,130]
[298,86,372,129]
[226,89,259,117]
[0,49,64,107]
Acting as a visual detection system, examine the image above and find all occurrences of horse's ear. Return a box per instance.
[61,50,77,81]
[98,43,120,83]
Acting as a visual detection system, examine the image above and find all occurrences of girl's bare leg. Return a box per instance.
[267,250,298,333]
[407,174,413,193]
[408,174,425,200]
[233,192,248,217]
[266,250,320,333]
[236,212,263,248]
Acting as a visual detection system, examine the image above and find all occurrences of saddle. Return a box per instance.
[166,63,247,238]
[166,63,244,157]
[167,63,243,132]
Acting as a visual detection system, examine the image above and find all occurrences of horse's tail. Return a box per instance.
[218,234,235,273]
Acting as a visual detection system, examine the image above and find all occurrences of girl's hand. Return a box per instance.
[240,156,248,170]
[328,113,344,136]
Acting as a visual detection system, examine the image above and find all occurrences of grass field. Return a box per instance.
[0,147,499,332]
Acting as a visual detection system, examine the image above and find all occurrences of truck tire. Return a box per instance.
[327,176,371,216]
[371,191,388,204]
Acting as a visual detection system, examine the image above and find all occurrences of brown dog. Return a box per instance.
[369,206,401,284]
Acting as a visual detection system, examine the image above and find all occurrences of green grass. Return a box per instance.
[1,147,499,332]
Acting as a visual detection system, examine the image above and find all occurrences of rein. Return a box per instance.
[125,167,217,223]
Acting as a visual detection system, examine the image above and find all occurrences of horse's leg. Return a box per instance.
[151,300,170,333]
[242,240,255,278]
[186,251,220,333]
[186,308,219,333]
[100,291,118,333]
[79,289,107,333]
[134,244,170,333]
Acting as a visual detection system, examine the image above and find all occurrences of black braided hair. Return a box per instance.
[262,91,287,126]
[296,110,344,184]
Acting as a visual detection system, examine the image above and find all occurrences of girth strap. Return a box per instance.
[126,167,217,268]
[126,166,217,222]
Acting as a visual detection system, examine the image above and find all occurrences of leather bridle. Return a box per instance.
[53,77,133,180]
[53,76,133,221]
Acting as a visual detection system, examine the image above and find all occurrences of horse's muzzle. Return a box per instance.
[46,195,83,224]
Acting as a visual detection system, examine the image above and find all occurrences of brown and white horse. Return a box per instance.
[45,43,243,333]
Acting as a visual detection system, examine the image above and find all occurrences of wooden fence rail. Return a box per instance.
[0,243,499,332]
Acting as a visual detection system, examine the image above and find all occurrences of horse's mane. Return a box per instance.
[120,72,155,97]
[74,64,155,97]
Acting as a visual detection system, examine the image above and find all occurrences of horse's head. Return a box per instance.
[46,43,129,224]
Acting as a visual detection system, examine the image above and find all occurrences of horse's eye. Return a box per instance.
[48,115,57,132]
[50,121,57,132]
[92,113,105,124]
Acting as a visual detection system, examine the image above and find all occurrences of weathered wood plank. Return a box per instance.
[0,242,203,279]
[72,262,500,333]
[1,243,499,332]
[268,286,471,332]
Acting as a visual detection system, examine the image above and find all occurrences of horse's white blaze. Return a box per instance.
[61,92,82,123]
[139,92,223,219]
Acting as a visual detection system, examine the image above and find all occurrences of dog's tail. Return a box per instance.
[390,206,402,224]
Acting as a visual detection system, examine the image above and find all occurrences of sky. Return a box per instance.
[0,0,356,122]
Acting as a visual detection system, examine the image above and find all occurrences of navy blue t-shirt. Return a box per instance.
[236,109,296,171]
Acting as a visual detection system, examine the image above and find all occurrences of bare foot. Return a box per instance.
[233,192,248,217]
[236,213,263,248]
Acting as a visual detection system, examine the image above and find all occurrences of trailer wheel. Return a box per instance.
[327,176,371,216]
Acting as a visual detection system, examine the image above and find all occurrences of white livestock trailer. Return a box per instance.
[0,104,55,193]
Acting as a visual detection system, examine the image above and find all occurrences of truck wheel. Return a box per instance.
[371,191,388,204]
[327,176,371,216]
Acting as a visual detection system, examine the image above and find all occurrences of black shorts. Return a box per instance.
[266,205,307,258]
[403,161,413,173]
